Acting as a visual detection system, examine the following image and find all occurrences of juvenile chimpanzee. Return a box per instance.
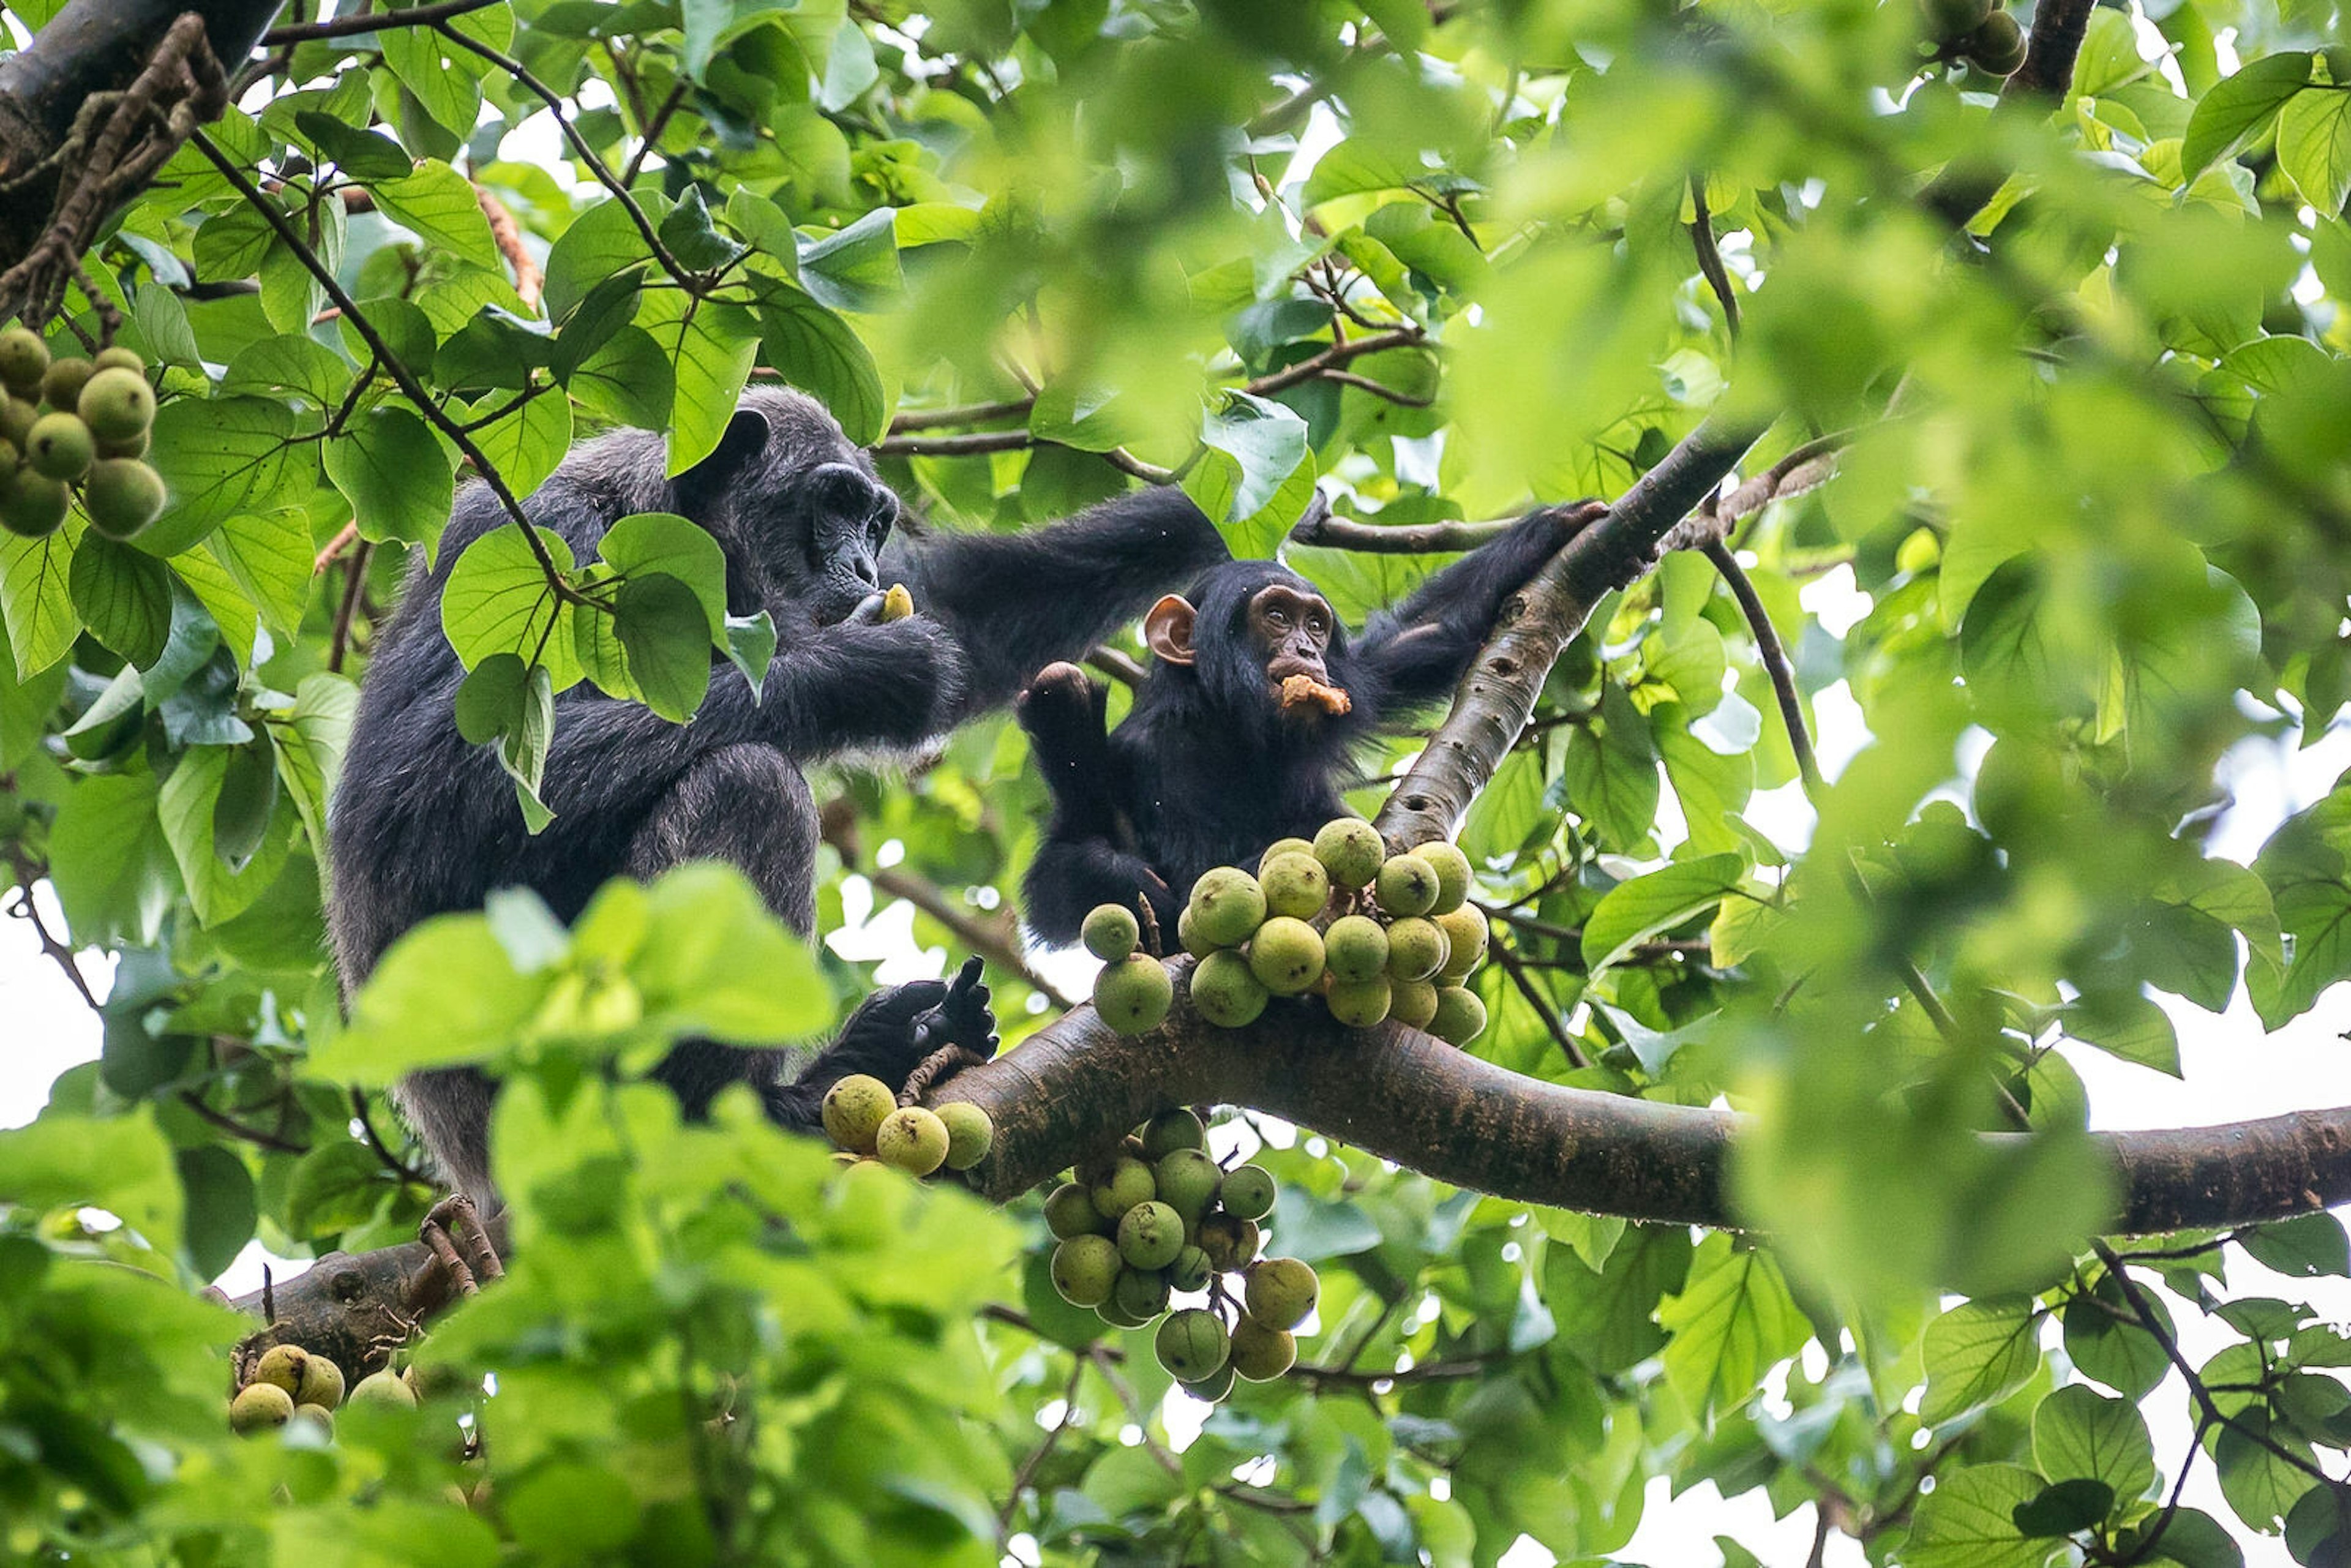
[1016,501,1609,945]
[329,388,1233,1206]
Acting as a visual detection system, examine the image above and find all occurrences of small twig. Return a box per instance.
[999,1359,1087,1537]
[1244,327,1427,399]
[621,80,691,186]
[473,184,543,311]
[1704,541,1820,794]
[1488,937,1589,1070]
[1086,646,1147,686]
[889,397,1036,434]
[1315,367,1433,407]
[313,520,361,576]
[875,429,1033,458]
[262,0,506,45]
[1689,174,1741,339]
[177,1090,312,1155]
[2,853,100,1011]
[329,541,373,673]
[351,1087,430,1187]
[1289,511,1513,554]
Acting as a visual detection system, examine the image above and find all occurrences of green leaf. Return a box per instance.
[570,324,675,430]
[1560,686,1660,851]
[456,652,533,745]
[723,611,776,699]
[1187,391,1310,530]
[292,110,411,180]
[378,28,486,142]
[440,525,580,687]
[324,405,455,553]
[372,160,503,269]
[1580,853,1745,972]
[2062,992,2181,1076]
[0,1111,180,1250]
[597,512,727,635]
[156,744,293,927]
[466,387,573,498]
[2214,1412,2312,1533]
[176,1145,257,1281]
[2279,84,2351,216]
[320,912,547,1082]
[68,535,171,666]
[2033,1384,2156,1512]
[2011,1478,2115,1538]
[273,672,357,866]
[1655,1234,1805,1417]
[1920,1297,2041,1427]
[756,287,886,446]
[46,772,172,947]
[629,863,831,1040]
[0,522,81,675]
[542,195,659,322]
[143,396,300,555]
[798,208,903,312]
[2063,1273,2174,1400]
[283,1138,388,1237]
[645,294,761,476]
[2241,1211,2351,1278]
[205,507,314,643]
[211,737,279,874]
[658,186,748,271]
[551,267,645,381]
[612,574,713,721]
[1906,1465,2057,1568]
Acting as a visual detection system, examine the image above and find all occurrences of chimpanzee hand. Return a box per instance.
[910,955,999,1062]
[1017,662,1108,768]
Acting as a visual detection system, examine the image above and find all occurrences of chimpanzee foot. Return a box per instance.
[420,1193,504,1297]
[1016,662,1107,752]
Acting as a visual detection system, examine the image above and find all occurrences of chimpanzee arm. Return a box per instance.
[1354,503,1605,710]
[1013,662,1174,944]
[888,487,1229,718]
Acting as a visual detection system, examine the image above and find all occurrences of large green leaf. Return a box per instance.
[440,525,581,687]
[756,287,886,446]
[324,405,455,553]
[0,520,81,675]
[142,396,301,555]
[1655,1234,1805,1417]
[1580,853,1745,972]
[1920,1297,2042,1426]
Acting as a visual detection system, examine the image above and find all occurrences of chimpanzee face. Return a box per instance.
[1245,583,1335,691]
[795,460,898,626]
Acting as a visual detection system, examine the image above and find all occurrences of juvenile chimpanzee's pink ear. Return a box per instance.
[1144,595,1198,666]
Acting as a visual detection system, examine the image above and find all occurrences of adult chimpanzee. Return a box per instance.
[1016,500,1610,945]
[329,388,1233,1209]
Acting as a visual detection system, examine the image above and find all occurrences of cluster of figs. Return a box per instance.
[1920,0,2026,75]
[820,1073,994,1177]
[1087,818,1490,1043]
[0,324,166,541]
[1044,1108,1319,1401]
[229,1343,419,1436]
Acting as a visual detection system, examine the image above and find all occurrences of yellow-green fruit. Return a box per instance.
[1965,9,2025,72]
[1219,1163,1276,1221]
[1155,1308,1231,1381]
[938,1101,994,1170]
[290,1405,335,1439]
[1141,1106,1206,1160]
[1177,906,1220,958]
[1082,902,1140,961]
[23,412,89,481]
[1385,917,1449,983]
[1376,854,1441,917]
[0,396,35,448]
[1258,836,1314,874]
[879,582,913,621]
[1327,975,1392,1028]
[1433,907,1489,978]
[1410,841,1472,914]
[1155,1147,1223,1221]
[1430,986,1488,1046]
[230,1382,295,1433]
[1229,1317,1298,1381]
[820,1073,894,1153]
[1247,916,1324,996]
[1390,978,1439,1030]
[876,1106,950,1176]
[1096,1293,1155,1329]
[830,1150,860,1168]
[1188,866,1266,947]
[1091,1155,1157,1220]
[0,326,48,395]
[1046,1180,1109,1238]
[92,346,144,374]
[1095,953,1173,1034]
[251,1344,312,1397]
[1,470,69,538]
[1051,1234,1121,1307]
[1190,950,1268,1028]
[83,458,165,539]
[1920,0,1993,37]
[40,356,92,411]
[1168,1244,1213,1292]
[1112,1266,1171,1319]
[96,427,148,459]
[1322,915,1389,984]
[1244,1257,1320,1330]
[349,1368,421,1410]
[296,1355,346,1410]
[78,367,155,442]
[1180,1362,1238,1402]
[1118,1199,1186,1269]
[1198,1212,1260,1271]
[1259,851,1330,921]
[1313,817,1385,889]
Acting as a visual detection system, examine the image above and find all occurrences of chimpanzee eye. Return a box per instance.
[1267,608,1288,626]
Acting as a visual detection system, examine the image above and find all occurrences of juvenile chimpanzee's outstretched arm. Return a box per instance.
[890,487,1229,718]
[1015,662,1172,945]
[1355,502,1608,708]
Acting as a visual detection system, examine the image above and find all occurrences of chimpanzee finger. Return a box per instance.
[864,977,948,1023]
[843,590,889,625]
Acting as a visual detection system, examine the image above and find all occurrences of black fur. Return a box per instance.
[328,388,1228,1201]
[1018,505,1599,945]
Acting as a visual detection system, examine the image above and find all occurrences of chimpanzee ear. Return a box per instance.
[673,408,772,514]
[1144,595,1198,666]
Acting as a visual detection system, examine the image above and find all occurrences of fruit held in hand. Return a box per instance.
[1410,841,1472,913]
[1259,851,1330,920]
[876,1106,950,1175]
[1095,953,1173,1034]
[1229,1317,1297,1380]
[1218,1163,1277,1222]
[1430,986,1487,1046]
[0,326,48,394]
[1155,1308,1231,1381]
[1376,854,1440,917]
[1244,1257,1320,1329]
[1189,866,1266,947]
[1247,916,1324,996]
[78,366,155,442]
[1051,1234,1121,1307]
[230,1382,295,1433]
[937,1101,994,1170]
[1082,902,1140,961]
[879,582,913,621]
[81,458,167,539]
[23,412,91,481]
[1313,817,1384,889]
[1190,950,1268,1027]
[821,1074,894,1153]
[1117,1199,1185,1269]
